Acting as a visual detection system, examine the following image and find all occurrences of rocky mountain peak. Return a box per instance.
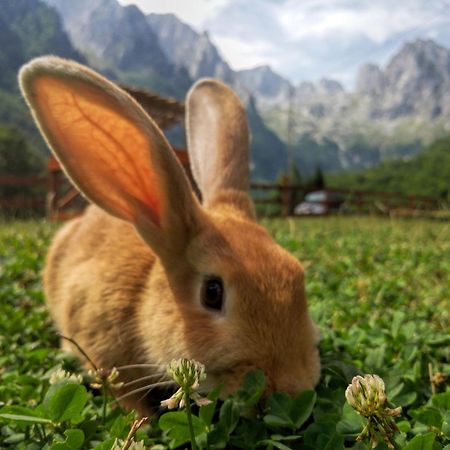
[401,38,448,59]
[45,0,191,96]
[147,12,236,85]
[295,78,344,101]
[386,38,450,83]
[30,4,450,177]
[356,63,385,95]
[380,38,450,118]
[317,78,344,95]
[297,81,316,95]
[237,65,292,101]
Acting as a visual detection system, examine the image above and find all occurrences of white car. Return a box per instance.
[294,190,343,215]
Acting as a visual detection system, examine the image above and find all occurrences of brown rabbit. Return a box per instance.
[19,56,320,415]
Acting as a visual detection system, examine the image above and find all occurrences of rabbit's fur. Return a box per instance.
[19,56,320,415]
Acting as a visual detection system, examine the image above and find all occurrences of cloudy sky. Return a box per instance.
[118,0,450,87]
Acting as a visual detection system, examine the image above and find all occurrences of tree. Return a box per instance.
[0,124,44,196]
[309,165,325,190]
[289,162,304,212]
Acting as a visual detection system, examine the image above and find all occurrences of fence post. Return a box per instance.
[407,195,414,210]
[356,191,363,214]
[280,175,290,217]
[46,159,59,220]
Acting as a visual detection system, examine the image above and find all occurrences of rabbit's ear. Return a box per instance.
[186,79,254,216]
[19,56,201,259]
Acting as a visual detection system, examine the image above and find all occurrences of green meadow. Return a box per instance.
[0,217,449,449]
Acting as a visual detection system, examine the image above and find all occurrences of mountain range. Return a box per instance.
[0,0,449,181]
[47,0,450,175]
[0,0,85,155]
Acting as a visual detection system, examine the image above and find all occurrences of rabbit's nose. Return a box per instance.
[263,375,301,398]
[275,383,302,397]
[265,376,276,392]
[271,371,310,396]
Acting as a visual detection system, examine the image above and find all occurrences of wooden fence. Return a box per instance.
[0,151,194,219]
[250,181,443,217]
[0,175,47,215]
[0,163,444,219]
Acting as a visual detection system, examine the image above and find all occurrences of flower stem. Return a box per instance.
[35,424,45,443]
[185,392,197,450]
[102,386,108,423]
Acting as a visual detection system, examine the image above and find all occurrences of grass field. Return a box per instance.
[0,217,449,449]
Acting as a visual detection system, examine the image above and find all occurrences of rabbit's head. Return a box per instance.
[19,56,320,397]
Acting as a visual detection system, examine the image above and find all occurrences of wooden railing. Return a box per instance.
[0,175,47,215]
[0,175,46,186]
[250,181,443,217]
[45,150,194,220]
[0,165,445,219]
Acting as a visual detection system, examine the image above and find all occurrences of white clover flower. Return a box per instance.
[345,374,387,416]
[49,368,83,385]
[167,358,207,390]
[345,374,402,449]
[111,438,146,450]
[87,366,124,390]
[161,391,183,410]
[161,358,211,410]
[111,439,123,450]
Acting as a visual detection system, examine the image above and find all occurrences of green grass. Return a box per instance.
[0,217,449,449]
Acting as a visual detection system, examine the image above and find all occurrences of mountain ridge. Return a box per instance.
[147,13,237,85]
[144,10,450,174]
[0,0,86,156]
[1,0,449,180]
[41,0,289,179]
[45,0,192,97]
[257,38,450,174]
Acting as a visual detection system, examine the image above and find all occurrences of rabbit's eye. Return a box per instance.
[202,277,224,311]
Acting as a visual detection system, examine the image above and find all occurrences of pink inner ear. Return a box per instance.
[33,75,161,226]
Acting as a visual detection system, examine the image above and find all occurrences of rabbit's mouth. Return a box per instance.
[200,361,260,397]
[203,352,320,399]
[196,368,224,393]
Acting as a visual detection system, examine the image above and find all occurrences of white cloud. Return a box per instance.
[117,0,229,28]
[202,0,450,85]
[118,0,450,86]
[279,1,448,43]
[209,35,275,70]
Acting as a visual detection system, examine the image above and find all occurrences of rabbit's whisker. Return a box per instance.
[115,381,175,402]
[123,372,167,387]
[136,372,170,403]
[116,364,166,370]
